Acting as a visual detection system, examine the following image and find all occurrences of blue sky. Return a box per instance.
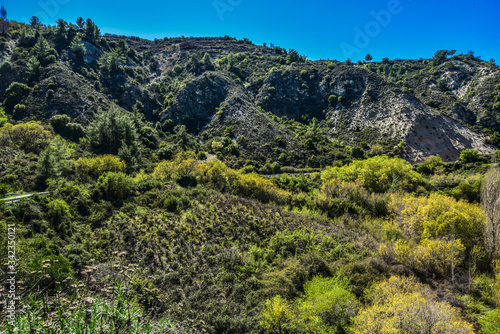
[3,0,499,62]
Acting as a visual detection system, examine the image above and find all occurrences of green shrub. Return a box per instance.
[321,156,422,193]
[4,82,31,110]
[480,309,500,334]
[96,172,135,200]
[460,149,480,163]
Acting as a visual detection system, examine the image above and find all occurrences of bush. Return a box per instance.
[0,121,53,153]
[13,103,27,116]
[96,172,135,200]
[353,276,474,334]
[321,156,423,193]
[480,309,500,334]
[261,273,359,334]
[74,155,127,180]
[460,149,480,163]
[4,82,31,110]
[328,94,338,105]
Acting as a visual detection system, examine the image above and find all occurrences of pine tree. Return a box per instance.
[203,53,214,70]
[1,6,7,20]
[29,16,40,28]
[70,36,86,62]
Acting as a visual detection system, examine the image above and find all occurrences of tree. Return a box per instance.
[87,105,139,156]
[365,54,373,62]
[85,18,100,44]
[55,19,68,43]
[37,137,72,180]
[70,36,86,62]
[481,166,500,258]
[203,52,214,70]
[260,295,292,334]
[432,49,456,66]
[29,16,40,28]
[353,276,474,334]
[227,52,236,71]
[27,56,41,79]
[1,6,7,20]
[76,17,85,30]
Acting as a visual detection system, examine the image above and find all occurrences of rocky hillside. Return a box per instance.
[1,20,499,166]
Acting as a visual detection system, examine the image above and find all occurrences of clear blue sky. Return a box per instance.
[2,0,499,62]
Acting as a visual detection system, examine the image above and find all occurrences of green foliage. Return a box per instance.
[27,56,41,79]
[70,36,86,62]
[328,94,338,105]
[321,156,423,193]
[98,48,126,72]
[227,52,236,71]
[431,49,456,66]
[460,149,481,163]
[4,82,31,110]
[261,273,359,334]
[37,136,72,181]
[84,18,101,44]
[479,309,500,334]
[34,36,58,65]
[96,172,135,200]
[87,105,139,156]
[417,155,444,175]
[0,121,53,153]
[392,192,484,248]
[203,52,214,70]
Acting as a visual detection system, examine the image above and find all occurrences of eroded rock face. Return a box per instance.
[161,73,233,133]
[82,41,103,64]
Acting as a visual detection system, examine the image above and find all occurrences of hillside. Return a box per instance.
[1,20,499,168]
[1,18,500,334]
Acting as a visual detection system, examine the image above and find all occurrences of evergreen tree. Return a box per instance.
[85,18,100,44]
[27,56,41,79]
[70,36,86,62]
[1,6,7,20]
[37,137,71,181]
[203,52,214,70]
[87,105,139,156]
[76,17,85,31]
[365,54,373,62]
[30,16,40,27]
[55,19,68,43]
[227,52,236,71]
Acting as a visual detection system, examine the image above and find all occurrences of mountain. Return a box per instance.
[1,21,499,168]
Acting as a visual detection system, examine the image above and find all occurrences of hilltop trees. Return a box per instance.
[1,6,6,20]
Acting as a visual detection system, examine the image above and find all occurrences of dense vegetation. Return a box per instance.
[0,11,500,334]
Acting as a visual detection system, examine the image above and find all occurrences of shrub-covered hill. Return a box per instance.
[2,16,500,334]
[2,150,500,333]
[1,19,500,167]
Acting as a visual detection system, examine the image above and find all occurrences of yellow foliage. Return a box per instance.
[321,156,422,193]
[74,155,126,179]
[152,151,198,180]
[260,295,292,333]
[197,160,237,192]
[235,172,290,203]
[393,193,484,247]
[394,238,465,275]
[353,276,474,334]
[152,152,290,203]
[0,121,53,153]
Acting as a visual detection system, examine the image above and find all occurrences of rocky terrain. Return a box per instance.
[1,21,499,165]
